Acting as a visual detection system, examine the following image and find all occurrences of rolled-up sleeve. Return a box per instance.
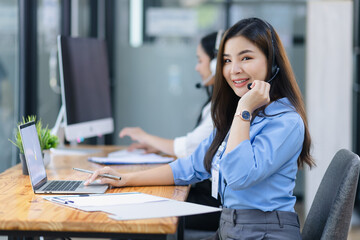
[173,104,214,158]
[174,136,187,158]
[220,112,304,190]
[170,131,214,185]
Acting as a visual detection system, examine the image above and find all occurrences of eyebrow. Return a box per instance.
[223,49,254,57]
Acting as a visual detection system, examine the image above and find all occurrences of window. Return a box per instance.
[0,0,18,172]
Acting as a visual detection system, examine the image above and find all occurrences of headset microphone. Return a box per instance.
[247,66,279,91]
[195,73,214,88]
[267,67,279,84]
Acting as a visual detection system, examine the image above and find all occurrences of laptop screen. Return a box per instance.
[19,122,47,187]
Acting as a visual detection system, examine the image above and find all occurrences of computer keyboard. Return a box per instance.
[43,180,82,191]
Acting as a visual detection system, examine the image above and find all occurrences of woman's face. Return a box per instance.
[222,36,268,97]
[195,44,214,86]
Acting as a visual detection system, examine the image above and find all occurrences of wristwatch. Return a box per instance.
[235,110,251,121]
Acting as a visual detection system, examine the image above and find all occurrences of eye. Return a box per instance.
[242,56,251,61]
[223,58,231,63]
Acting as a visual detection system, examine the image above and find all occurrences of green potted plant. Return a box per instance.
[9,115,59,175]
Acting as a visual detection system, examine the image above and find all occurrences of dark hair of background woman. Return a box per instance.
[204,18,314,172]
[195,32,218,127]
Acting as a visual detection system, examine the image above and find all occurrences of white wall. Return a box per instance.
[305,0,353,214]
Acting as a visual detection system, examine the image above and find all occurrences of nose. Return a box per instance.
[230,61,242,74]
[195,63,200,72]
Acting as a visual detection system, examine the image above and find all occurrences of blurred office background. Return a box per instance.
[0,0,358,232]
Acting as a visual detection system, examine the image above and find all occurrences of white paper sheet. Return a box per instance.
[45,192,166,207]
[43,192,222,221]
[88,149,174,164]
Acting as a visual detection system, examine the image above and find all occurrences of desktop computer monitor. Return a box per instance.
[57,35,114,142]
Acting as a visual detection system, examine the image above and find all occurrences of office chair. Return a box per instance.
[302,149,360,240]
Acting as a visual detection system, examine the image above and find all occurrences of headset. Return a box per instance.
[264,20,280,84]
[196,30,224,88]
[247,20,280,90]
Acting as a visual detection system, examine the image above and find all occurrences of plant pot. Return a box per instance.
[43,149,51,167]
[20,150,51,175]
[19,153,28,175]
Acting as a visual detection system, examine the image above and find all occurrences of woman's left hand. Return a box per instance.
[237,80,271,113]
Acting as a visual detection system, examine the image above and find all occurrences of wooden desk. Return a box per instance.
[0,146,190,240]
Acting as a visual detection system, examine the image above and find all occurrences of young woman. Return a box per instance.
[119,31,221,158]
[85,18,314,239]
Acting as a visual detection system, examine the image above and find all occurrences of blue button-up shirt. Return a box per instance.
[169,98,304,212]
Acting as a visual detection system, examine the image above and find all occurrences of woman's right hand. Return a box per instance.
[237,80,271,113]
[84,167,125,187]
[119,127,149,143]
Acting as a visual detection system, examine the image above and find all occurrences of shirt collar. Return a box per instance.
[252,97,295,124]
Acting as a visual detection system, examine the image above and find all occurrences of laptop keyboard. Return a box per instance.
[43,181,82,191]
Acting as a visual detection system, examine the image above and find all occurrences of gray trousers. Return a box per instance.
[203,208,301,240]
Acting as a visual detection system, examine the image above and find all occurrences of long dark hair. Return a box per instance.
[195,32,217,127]
[204,18,314,172]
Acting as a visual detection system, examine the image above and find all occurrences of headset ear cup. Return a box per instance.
[210,58,217,76]
[272,63,278,76]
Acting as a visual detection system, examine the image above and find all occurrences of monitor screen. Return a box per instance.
[57,36,114,142]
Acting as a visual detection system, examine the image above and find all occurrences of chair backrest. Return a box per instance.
[302,149,360,240]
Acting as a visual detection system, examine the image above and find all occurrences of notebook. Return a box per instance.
[19,121,108,194]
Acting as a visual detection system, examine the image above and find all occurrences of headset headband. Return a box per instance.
[215,30,223,52]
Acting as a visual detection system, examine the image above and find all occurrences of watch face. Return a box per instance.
[242,111,251,120]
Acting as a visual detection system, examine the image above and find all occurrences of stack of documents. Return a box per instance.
[88,149,175,165]
[43,192,221,221]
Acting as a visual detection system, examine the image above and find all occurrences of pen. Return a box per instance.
[52,197,74,204]
[73,167,121,180]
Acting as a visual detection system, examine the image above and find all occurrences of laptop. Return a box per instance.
[19,121,108,194]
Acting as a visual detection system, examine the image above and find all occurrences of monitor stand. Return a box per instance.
[51,105,101,155]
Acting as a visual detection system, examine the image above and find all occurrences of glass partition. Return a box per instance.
[0,0,18,172]
[114,1,226,145]
[37,0,61,128]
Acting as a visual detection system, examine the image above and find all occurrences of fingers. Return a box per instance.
[84,167,115,185]
[127,143,146,151]
[250,80,270,99]
[96,177,123,187]
[119,127,147,143]
[127,143,159,154]
[119,127,132,138]
[144,148,159,154]
[119,127,141,138]
[239,80,271,112]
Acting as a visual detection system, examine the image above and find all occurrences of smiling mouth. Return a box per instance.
[233,78,249,84]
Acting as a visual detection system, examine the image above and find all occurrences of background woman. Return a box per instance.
[119,32,223,231]
[119,31,222,158]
